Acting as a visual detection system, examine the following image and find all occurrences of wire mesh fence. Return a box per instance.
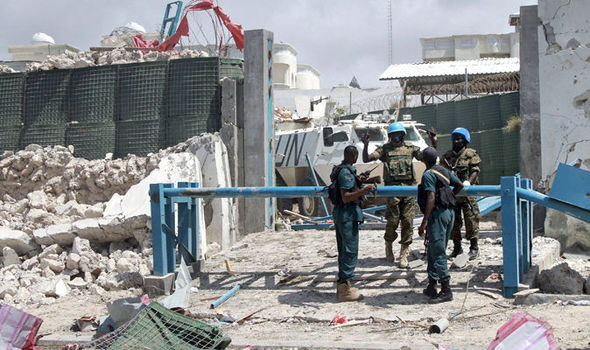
[116,119,165,158]
[0,125,22,151]
[66,121,116,159]
[24,70,70,125]
[70,66,117,123]
[165,115,209,148]
[118,61,168,122]
[20,123,67,148]
[0,73,25,127]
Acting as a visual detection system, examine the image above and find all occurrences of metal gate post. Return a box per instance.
[150,183,172,276]
[501,176,520,297]
[163,183,176,273]
[520,178,533,273]
[188,182,200,260]
[177,182,190,260]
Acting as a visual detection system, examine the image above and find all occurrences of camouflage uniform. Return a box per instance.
[441,147,481,241]
[371,141,422,245]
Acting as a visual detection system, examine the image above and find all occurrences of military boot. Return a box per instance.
[337,281,363,302]
[468,238,479,260]
[422,280,437,298]
[399,244,410,268]
[428,280,453,304]
[385,240,395,263]
[449,239,463,258]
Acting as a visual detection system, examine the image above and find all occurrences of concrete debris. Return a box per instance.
[0,64,17,73]
[537,262,585,295]
[21,48,209,73]
[0,133,232,307]
[451,253,469,269]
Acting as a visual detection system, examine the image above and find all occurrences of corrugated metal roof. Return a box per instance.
[379,57,519,80]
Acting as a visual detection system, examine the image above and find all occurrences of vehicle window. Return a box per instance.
[354,128,384,141]
[332,131,349,142]
[405,127,420,142]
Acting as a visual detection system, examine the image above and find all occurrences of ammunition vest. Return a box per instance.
[443,148,479,184]
[382,143,415,185]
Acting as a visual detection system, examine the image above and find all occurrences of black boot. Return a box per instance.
[468,238,479,260]
[429,280,453,303]
[449,239,463,258]
[422,280,438,298]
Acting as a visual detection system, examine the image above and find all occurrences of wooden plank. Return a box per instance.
[513,288,540,297]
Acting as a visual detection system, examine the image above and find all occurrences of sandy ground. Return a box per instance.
[28,224,590,349]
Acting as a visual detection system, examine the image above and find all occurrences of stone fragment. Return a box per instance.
[537,262,584,295]
[2,246,20,266]
[72,236,92,256]
[40,258,65,273]
[116,258,135,273]
[451,253,469,269]
[68,277,88,289]
[0,226,40,255]
[21,256,39,270]
[39,244,63,259]
[66,253,81,270]
[53,279,70,297]
[27,190,48,209]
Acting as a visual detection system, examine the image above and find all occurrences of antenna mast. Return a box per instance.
[387,0,393,65]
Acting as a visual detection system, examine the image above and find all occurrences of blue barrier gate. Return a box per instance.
[150,165,590,297]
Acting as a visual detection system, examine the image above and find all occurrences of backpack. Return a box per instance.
[327,163,362,207]
[327,164,346,206]
[417,165,457,213]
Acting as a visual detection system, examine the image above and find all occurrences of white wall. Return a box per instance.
[538,0,590,251]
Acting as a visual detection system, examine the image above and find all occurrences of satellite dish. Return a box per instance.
[31,32,55,45]
[123,22,146,33]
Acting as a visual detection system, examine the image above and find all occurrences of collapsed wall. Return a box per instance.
[0,133,235,307]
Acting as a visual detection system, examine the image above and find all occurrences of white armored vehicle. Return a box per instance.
[274,118,430,216]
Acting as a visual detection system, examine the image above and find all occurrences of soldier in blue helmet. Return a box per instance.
[441,127,482,260]
[362,121,437,268]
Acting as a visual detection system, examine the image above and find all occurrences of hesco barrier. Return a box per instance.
[66,121,116,160]
[0,57,244,159]
[70,66,117,123]
[24,70,70,126]
[0,73,25,127]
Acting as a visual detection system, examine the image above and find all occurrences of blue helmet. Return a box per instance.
[451,127,470,143]
[387,122,406,135]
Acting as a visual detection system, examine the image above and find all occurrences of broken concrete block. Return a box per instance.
[143,273,176,296]
[66,253,81,270]
[451,253,469,269]
[38,244,63,259]
[27,190,48,209]
[71,236,92,256]
[72,218,106,241]
[68,277,88,289]
[0,226,40,255]
[537,262,585,295]
[53,279,70,297]
[44,223,76,246]
[116,258,135,273]
[40,258,64,273]
[2,246,20,266]
[21,256,39,270]
[84,204,104,218]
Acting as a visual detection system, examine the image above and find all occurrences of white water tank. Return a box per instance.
[31,32,55,45]
[123,22,146,33]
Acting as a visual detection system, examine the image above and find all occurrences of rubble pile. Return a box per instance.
[0,133,233,304]
[24,48,209,72]
[0,65,17,73]
[0,144,161,233]
[0,237,152,307]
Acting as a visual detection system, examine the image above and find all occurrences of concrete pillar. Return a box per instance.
[519,5,541,187]
[519,5,545,233]
[242,29,274,234]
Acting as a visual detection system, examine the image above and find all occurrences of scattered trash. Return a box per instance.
[513,288,540,298]
[331,317,374,328]
[474,285,501,300]
[231,242,249,251]
[0,304,43,350]
[487,273,501,280]
[211,284,242,309]
[487,312,558,349]
[331,315,348,325]
[97,294,150,334]
[428,318,449,334]
[73,315,99,332]
[451,253,469,269]
[235,307,266,325]
[225,259,239,275]
[161,259,192,309]
[277,267,291,277]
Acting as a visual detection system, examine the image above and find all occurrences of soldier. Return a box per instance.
[417,147,463,303]
[332,145,376,302]
[441,127,481,260]
[362,122,437,268]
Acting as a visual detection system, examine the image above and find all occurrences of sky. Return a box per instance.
[0,0,535,88]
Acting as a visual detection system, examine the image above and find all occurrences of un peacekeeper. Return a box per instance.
[441,127,482,260]
[418,147,463,303]
[362,122,437,268]
[333,145,376,302]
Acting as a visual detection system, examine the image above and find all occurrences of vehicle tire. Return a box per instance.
[297,176,329,218]
[275,174,293,214]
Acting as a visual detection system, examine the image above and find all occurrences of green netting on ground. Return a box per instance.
[66,121,116,160]
[220,58,244,80]
[408,104,436,129]
[118,61,167,121]
[435,101,455,134]
[0,125,22,151]
[24,70,70,125]
[79,302,231,350]
[454,99,479,132]
[165,115,208,147]
[477,95,502,130]
[0,73,25,127]
[116,119,164,157]
[478,129,504,183]
[21,123,67,148]
[502,130,520,175]
[70,66,117,123]
[500,92,520,124]
[168,58,221,122]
